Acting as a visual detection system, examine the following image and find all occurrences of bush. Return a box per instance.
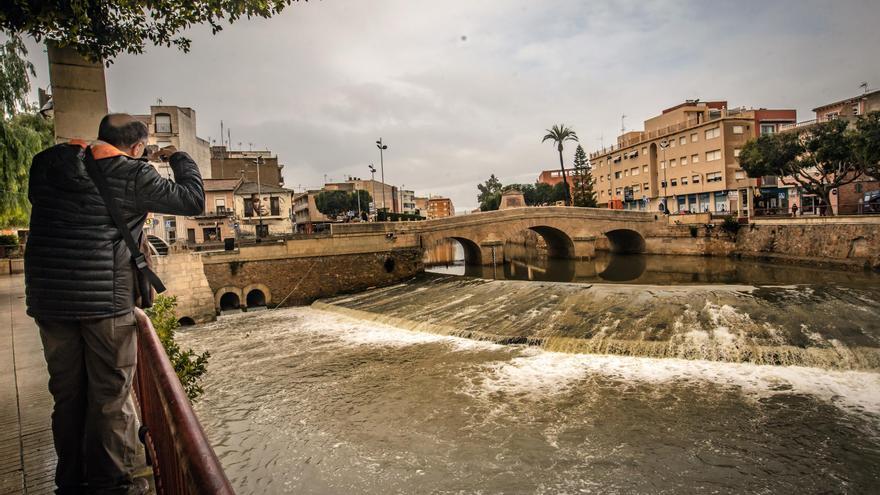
[0,234,19,246]
[721,216,741,235]
[145,295,210,401]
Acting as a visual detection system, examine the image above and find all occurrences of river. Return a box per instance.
[178,244,880,494]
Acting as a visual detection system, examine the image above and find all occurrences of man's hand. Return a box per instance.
[147,145,178,162]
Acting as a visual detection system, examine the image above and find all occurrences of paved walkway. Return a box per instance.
[0,275,55,494]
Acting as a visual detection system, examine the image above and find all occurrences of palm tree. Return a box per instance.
[542,124,579,206]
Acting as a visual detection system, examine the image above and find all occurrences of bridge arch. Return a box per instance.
[604,229,646,254]
[525,225,575,259]
[215,286,243,312]
[449,236,482,265]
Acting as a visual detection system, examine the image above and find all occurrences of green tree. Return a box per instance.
[739,119,865,214]
[0,36,34,116]
[477,174,503,211]
[145,295,210,402]
[315,190,354,218]
[1,1,308,63]
[570,144,597,207]
[532,182,555,205]
[854,111,880,180]
[542,124,578,206]
[0,112,53,227]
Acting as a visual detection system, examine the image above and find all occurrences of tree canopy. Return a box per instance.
[477,175,567,211]
[542,124,578,206]
[477,174,503,211]
[0,0,308,63]
[739,115,878,213]
[0,36,34,117]
[315,189,371,219]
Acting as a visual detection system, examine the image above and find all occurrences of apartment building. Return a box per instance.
[293,191,331,233]
[134,105,212,178]
[426,196,455,219]
[398,189,416,214]
[813,89,880,124]
[211,146,285,187]
[590,100,795,215]
[178,179,240,244]
[324,178,399,213]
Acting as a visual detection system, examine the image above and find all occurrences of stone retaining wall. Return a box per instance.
[154,252,216,323]
[734,222,880,270]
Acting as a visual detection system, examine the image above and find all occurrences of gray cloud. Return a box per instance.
[21,0,880,211]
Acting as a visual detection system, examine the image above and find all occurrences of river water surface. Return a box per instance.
[179,245,880,494]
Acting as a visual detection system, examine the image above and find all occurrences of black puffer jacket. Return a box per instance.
[25,143,204,319]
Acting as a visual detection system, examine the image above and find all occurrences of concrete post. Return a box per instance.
[479,242,504,266]
[47,43,108,143]
[572,238,597,260]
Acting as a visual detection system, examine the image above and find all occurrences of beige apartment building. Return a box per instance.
[134,105,212,178]
[324,178,399,213]
[293,191,331,233]
[590,100,795,215]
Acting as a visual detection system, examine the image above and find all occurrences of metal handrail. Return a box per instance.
[132,308,235,495]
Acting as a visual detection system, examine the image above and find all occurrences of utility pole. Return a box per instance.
[376,138,388,215]
[368,164,377,221]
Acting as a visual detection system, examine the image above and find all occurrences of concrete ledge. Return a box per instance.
[751,215,880,225]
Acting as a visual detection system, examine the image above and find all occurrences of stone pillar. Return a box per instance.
[479,241,504,266]
[47,43,108,143]
[154,252,217,323]
[572,237,597,260]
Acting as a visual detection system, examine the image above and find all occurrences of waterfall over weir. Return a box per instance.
[315,273,880,371]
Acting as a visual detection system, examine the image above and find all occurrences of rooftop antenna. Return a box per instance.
[220,120,224,147]
[860,81,869,94]
[248,142,253,151]
[156,97,163,105]
[599,134,604,150]
[621,114,626,135]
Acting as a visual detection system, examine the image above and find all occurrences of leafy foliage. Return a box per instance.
[0,36,34,117]
[477,174,503,211]
[1,1,309,63]
[542,124,579,206]
[315,189,371,218]
[145,295,210,402]
[570,144,597,207]
[0,112,53,227]
[739,117,872,214]
[854,111,880,180]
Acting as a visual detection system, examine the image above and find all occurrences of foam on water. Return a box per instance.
[473,347,880,415]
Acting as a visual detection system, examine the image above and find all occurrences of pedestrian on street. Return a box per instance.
[791,204,799,217]
[25,114,205,494]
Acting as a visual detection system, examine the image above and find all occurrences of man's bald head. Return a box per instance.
[98,113,149,150]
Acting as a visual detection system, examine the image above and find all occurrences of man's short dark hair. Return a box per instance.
[98,113,149,148]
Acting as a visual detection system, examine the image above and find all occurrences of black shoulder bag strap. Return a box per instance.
[82,147,167,294]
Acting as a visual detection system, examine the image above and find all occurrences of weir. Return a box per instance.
[314,273,880,370]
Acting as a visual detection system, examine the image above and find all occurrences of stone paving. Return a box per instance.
[0,275,55,495]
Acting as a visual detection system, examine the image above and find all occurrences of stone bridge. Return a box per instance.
[332,207,682,265]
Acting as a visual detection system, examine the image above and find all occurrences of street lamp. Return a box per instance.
[659,138,670,212]
[376,138,388,215]
[368,164,377,220]
[691,170,705,212]
[252,155,265,238]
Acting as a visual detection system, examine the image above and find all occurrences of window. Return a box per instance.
[679,136,686,145]
[670,158,677,168]
[680,156,688,166]
[624,169,630,177]
[692,154,699,163]
[692,174,700,183]
[671,179,678,187]
[244,198,254,217]
[632,167,639,176]
[735,170,746,180]
[642,165,648,173]
[215,198,226,214]
[852,103,860,116]
[669,139,675,148]
[615,187,622,195]
[270,197,280,216]
[732,125,744,134]
[734,148,742,157]
[706,172,723,183]
[599,175,604,182]
[643,182,649,190]
[825,111,839,121]
[705,127,720,139]
[706,150,722,161]
[615,171,621,179]
[681,177,688,185]
[155,113,172,133]
[660,160,666,169]
[691,132,698,142]
[760,123,776,135]
[633,185,641,194]
[641,147,647,155]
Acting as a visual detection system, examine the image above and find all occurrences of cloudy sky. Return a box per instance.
[22,0,880,211]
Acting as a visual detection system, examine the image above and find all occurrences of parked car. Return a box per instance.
[863,190,880,213]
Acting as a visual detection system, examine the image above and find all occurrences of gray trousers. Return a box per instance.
[37,311,139,495]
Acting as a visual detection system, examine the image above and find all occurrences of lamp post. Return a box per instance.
[252,155,265,238]
[376,138,388,215]
[691,170,705,212]
[659,138,670,212]
[368,164,377,220]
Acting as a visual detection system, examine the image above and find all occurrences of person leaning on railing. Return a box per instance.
[24,114,205,495]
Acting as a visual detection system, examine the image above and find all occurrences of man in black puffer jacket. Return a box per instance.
[25,114,204,494]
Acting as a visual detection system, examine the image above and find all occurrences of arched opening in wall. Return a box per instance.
[604,229,646,254]
[246,289,267,309]
[502,226,576,282]
[219,292,241,312]
[383,257,396,273]
[178,317,196,327]
[423,237,482,276]
[450,237,482,266]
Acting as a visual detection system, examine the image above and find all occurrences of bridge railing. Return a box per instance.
[132,308,235,495]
